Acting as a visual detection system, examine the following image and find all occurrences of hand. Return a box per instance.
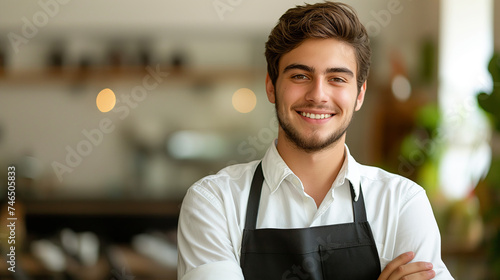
[377,251,435,280]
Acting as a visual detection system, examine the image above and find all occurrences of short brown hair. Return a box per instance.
[265,1,371,91]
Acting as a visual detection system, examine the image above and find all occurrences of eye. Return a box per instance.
[330,77,347,83]
[291,74,309,80]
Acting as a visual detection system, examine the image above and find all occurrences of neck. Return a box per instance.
[276,131,346,207]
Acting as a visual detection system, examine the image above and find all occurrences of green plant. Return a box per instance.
[478,53,500,131]
[477,52,500,280]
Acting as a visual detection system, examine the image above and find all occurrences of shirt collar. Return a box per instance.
[261,140,294,194]
[261,141,361,201]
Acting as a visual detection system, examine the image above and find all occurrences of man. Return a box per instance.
[178,2,453,279]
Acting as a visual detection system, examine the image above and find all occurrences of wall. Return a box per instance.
[0,0,442,199]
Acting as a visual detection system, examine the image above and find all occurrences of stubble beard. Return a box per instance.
[275,99,355,153]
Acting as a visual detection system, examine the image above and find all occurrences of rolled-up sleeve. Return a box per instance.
[177,184,244,280]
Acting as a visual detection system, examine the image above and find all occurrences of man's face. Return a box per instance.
[266,38,366,152]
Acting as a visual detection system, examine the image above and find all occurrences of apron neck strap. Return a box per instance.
[350,181,367,223]
[245,162,264,230]
[244,162,369,230]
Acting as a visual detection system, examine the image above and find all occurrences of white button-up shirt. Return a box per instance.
[177,143,454,279]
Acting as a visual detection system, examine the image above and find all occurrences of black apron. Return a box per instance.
[240,162,381,279]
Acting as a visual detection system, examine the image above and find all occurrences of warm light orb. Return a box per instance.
[96,88,116,113]
[232,88,257,113]
[391,75,411,102]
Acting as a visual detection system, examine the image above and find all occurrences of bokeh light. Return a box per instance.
[232,88,257,113]
[96,88,116,113]
[391,75,412,102]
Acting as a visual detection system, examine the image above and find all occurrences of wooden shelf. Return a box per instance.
[23,199,182,216]
[0,246,177,280]
[0,200,179,279]
[0,66,264,84]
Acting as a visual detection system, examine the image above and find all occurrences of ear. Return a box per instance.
[355,81,367,111]
[265,73,276,104]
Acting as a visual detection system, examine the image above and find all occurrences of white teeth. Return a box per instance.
[300,112,333,119]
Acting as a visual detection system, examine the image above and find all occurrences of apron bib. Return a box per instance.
[240,162,381,279]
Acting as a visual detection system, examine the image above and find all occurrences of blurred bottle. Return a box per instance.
[171,49,187,74]
[137,40,152,67]
[47,41,65,74]
[107,41,125,72]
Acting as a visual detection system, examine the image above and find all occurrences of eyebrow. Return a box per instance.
[283,63,354,78]
[283,63,314,73]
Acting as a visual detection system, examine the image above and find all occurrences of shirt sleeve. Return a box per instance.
[180,261,244,280]
[177,183,244,280]
[395,186,454,279]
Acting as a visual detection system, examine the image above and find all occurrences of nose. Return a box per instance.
[305,78,328,104]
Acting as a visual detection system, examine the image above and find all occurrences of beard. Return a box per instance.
[275,99,355,153]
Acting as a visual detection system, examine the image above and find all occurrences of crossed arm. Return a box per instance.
[378,251,435,280]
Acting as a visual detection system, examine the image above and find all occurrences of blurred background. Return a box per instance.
[0,0,499,279]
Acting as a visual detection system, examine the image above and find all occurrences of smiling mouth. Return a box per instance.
[299,112,334,120]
